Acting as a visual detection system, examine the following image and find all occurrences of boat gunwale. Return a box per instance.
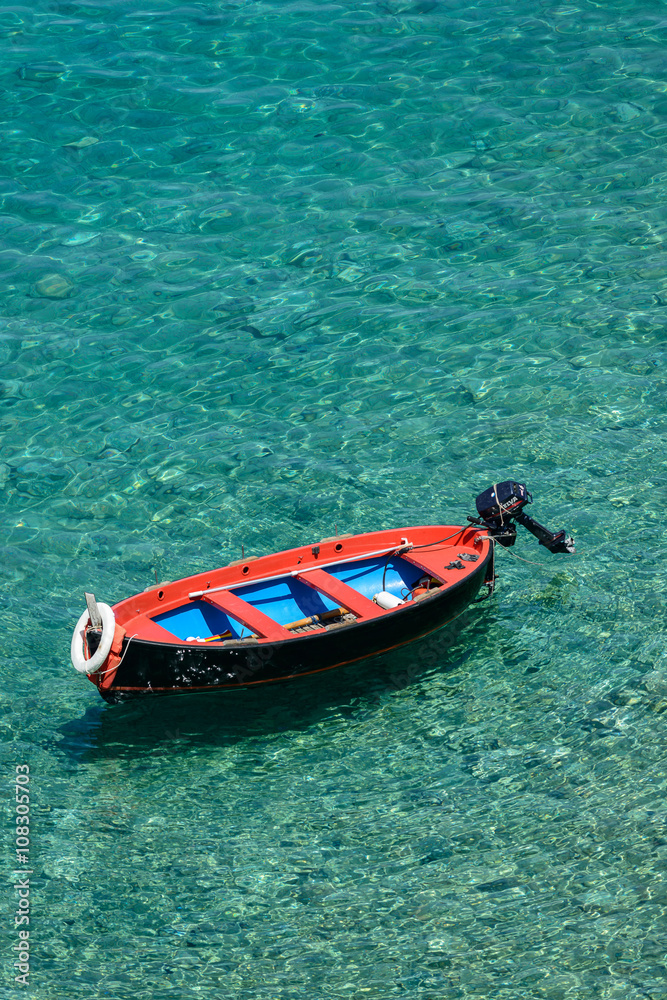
[120,542,492,650]
[110,524,490,644]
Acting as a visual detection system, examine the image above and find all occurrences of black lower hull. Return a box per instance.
[102,553,493,702]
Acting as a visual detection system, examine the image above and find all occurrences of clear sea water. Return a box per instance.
[2,0,667,997]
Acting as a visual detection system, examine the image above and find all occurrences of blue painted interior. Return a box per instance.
[151,557,426,638]
[153,600,245,641]
[326,555,423,600]
[230,576,338,626]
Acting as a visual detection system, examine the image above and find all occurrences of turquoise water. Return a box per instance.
[2,0,667,996]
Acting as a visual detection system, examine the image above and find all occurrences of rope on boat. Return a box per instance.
[93,634,139,677]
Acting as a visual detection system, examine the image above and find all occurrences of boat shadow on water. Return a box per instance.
[57,607,495,762]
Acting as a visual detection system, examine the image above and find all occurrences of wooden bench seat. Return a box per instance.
[296,568,383,620]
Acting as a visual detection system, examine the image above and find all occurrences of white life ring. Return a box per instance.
[70,603,115,674]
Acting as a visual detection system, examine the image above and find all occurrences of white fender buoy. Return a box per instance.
[373,591,404,610]
[70,601,115,674]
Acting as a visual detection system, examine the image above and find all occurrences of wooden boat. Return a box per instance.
[70,481,573,702]
[71,524,492,702]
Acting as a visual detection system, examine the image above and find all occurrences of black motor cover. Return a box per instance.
[475,481,531,528]
[474,480,574,554]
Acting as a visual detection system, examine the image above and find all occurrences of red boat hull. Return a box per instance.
[83,524,493,702]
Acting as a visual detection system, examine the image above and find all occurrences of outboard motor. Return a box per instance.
[471,480,574,554]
